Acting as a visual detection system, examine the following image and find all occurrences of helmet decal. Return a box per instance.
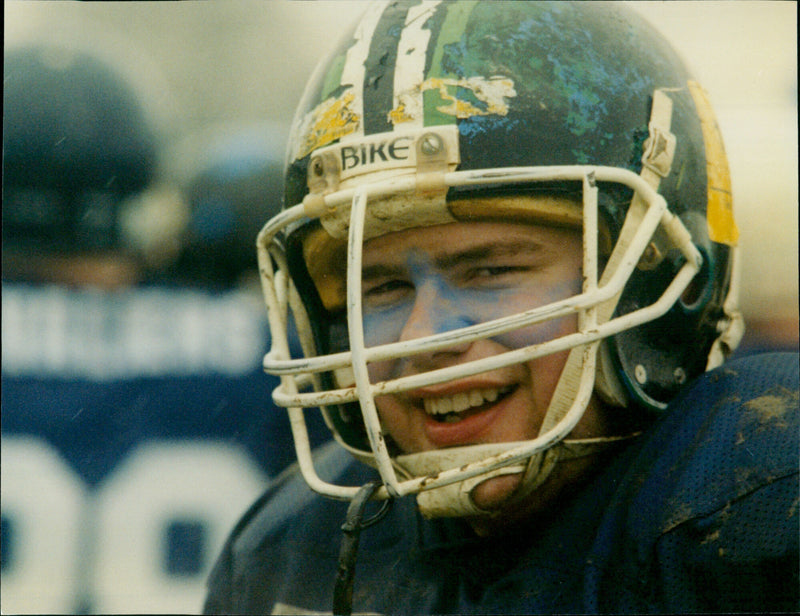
[390,76,516,125]
[293,91,360,161]
[292,1,522,161]
[289,2,387,160]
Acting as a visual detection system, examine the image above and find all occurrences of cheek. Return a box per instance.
[485,279,581,349]
[363,318,401,388]
[525,349,572,407]
[495,313,578,350]
[368,359,394,385]
[363,304,412,348]
[373,394,417,450]
[363,304,413,383]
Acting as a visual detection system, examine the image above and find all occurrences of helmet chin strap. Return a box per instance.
[395,443,530,518]
[394,343,631,519]
[394,435,629,519]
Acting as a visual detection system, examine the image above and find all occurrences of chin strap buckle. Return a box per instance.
[333,481,393,616]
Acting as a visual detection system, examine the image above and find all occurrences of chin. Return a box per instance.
[465,454,602,537]
[470,473,525,512]
[466,474,548,537]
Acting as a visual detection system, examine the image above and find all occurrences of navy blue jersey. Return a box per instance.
[204,352,799,614]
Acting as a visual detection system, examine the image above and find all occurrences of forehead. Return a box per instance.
[362,220,581,266]
[302,195,583,310]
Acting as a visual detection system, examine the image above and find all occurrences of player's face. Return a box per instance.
[360,212,609,517]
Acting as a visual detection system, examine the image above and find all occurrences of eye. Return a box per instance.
[362,279,414,309]
[472,265,521,277]
[465,265,532,286]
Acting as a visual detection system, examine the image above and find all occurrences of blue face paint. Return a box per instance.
[362,252,478,348]
[361,248,582,351]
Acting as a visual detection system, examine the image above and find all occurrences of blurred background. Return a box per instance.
[2,1,797,614]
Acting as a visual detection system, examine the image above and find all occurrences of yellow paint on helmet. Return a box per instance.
[688,80,739,246]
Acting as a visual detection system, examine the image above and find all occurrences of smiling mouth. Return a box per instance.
[422,386,515,423]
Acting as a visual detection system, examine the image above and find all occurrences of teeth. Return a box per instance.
[423,386,511,416]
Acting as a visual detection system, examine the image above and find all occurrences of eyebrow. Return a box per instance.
[361,240,545,281]
[434,240,544,270]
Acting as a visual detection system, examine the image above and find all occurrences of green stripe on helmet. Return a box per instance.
[423,0,479,127]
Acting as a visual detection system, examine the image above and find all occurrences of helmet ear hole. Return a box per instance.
[679,246,712,311]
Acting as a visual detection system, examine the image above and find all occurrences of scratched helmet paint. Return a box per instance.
[257,1,742,516]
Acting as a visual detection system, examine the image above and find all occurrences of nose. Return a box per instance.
[397,282,474,359]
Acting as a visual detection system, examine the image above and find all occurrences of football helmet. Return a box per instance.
[173,124,286,289]
[3,45,157,255]
[257,1,743,517]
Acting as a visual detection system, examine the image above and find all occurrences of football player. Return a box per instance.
[205,2,799,614]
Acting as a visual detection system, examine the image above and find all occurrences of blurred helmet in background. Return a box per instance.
[166,124,286,289]
[3,45,159,257]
